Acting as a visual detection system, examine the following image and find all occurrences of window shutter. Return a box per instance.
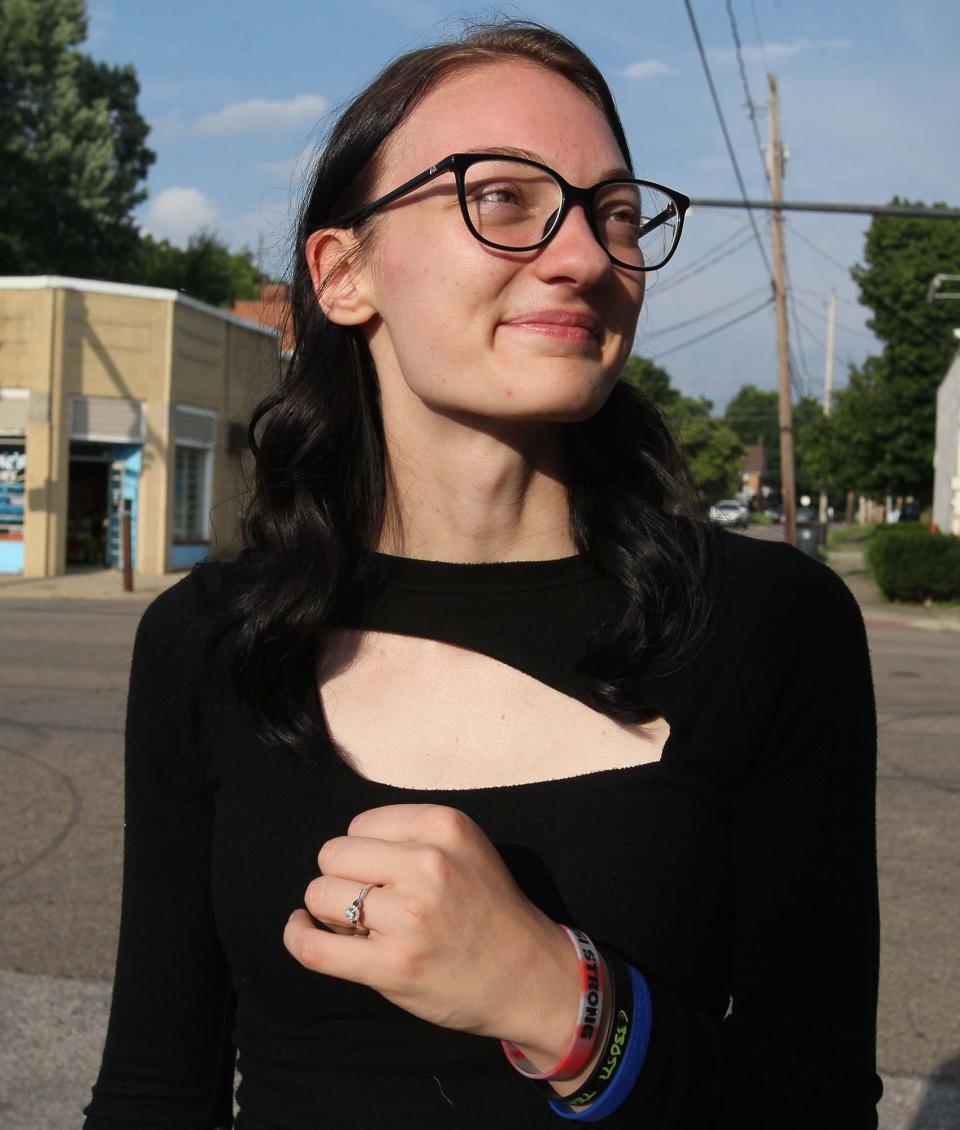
[71,396,145,442]
[0,390,29,435]
[174,406,216,448]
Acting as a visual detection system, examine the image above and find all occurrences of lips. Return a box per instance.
[501,309,601,341]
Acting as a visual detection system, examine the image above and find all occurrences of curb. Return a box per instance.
[863,614,960,633]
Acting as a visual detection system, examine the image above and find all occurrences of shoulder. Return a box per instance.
[712,528,861,627]
[705,530,868,684]
[135,557,239,660]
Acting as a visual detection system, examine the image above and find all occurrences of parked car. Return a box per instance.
[796,505,818,525]
[709,499,750,528]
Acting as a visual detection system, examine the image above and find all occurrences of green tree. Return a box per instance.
[792,395,828,498]
[621,355,744,501]
[0,0,155,278]
[723,384,780,483]
[126,231,261,307]
[840,199,960,501]
[620,355,679,411]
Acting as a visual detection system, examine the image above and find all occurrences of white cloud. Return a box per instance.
[193,93,328,137]
[142,187,218,247]
[622,60,671,80]
[709,38,851,66]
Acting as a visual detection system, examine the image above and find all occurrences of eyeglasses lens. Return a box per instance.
[461,159,678,268]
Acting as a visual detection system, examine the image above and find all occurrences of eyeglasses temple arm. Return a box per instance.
[637,202,678,239]
[332,157,456,229]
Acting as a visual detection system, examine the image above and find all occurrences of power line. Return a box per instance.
[654,231,757,294]
[788,224,952,349]
[748,0,770,72]
[726,0,769,184]
[792,294,876,340]
[650,298,774,359]
[689,198,960,220]
[783,254,813,382]
[665,223,751,274]
[682,0,776,285]
[647,287,770,337]
[791,310,827,352]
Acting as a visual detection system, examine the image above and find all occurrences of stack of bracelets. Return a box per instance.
[500,925,653,1122]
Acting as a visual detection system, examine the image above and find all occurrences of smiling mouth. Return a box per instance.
[500,310,602,344]
[504,321,598,342]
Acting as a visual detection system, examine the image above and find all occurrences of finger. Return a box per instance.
[284,909,384,986]
[346,803,477,846]
[306,877,400,934]
[318,834,422,885]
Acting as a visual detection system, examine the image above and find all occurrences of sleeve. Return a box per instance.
[83,570,236,1130]
[606,552,883,1129]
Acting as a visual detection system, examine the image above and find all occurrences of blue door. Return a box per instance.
[106,445,141,569]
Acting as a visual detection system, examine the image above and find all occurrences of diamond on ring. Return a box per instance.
[345,884,371,930]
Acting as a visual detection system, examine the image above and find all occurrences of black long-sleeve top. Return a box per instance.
[83,529,883,1129]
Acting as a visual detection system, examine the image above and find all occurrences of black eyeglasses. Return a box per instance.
[331,153,689,271]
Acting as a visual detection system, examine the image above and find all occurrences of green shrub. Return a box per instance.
[867,527,960,601]
[826,524,875,552]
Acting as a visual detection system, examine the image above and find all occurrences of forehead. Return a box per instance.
[379,60,627,186]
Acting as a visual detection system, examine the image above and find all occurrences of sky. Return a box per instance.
[84,0,960,413]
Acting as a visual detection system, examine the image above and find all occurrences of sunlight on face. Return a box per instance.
[357,60,646,426]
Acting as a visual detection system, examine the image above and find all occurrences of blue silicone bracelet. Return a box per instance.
[548,962,652,1122]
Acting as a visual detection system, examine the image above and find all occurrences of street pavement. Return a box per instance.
[0,549,958,1129]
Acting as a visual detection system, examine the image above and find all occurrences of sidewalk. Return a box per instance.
[735,524,960,633]
[828,546,960,633]
[0,565,183,603]
[2,542,958,632]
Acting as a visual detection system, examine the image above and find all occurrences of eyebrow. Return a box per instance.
[460,145,633,182]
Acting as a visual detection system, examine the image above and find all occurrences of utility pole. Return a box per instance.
[818,289,837,523]
[767,74,797,546]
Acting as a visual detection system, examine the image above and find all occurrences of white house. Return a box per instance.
[933,349,960,535]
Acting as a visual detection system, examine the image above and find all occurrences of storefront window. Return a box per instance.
[173,445,208,541]
[0,443,26,539]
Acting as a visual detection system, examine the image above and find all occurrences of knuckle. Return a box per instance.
[384,946,420,987]
[417,844,452,887]
[303,877,326,917]
[293,930,321,969]
[317,838,342,872]
[399,894,428,924]
[426,804,473,842]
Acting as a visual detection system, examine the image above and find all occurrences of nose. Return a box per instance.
[534,199,613,287]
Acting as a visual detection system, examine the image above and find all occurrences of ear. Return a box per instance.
[305,227,377,326]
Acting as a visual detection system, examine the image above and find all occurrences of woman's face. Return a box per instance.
[347,60,645,424]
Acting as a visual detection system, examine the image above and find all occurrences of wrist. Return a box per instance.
[508,919,583,1066]
[547,969,615,1101]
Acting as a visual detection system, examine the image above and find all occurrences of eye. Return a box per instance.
[469,182,525,209]
[600,202,642,228]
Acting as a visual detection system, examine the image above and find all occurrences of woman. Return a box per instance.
[84,20,882,1130]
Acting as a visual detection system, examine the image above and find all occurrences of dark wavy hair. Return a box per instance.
[226,19,711,758]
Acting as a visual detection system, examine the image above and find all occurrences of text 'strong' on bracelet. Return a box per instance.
[501,925,606,1083]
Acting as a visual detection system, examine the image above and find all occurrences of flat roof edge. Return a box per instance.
[0,275,281,340]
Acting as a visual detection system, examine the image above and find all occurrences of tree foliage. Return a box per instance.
[723,383,780,483]
[127,231,261,308]
[621,355,744,502]
[0,0,155,278]
[811,200,960,502]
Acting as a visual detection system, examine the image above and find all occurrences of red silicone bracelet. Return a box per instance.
[501,925,606,1082]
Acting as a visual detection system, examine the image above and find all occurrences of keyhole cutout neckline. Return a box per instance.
[318,550,672,792]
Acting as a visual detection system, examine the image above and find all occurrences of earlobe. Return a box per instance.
[305,228,377,326]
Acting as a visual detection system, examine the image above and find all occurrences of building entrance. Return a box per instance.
[67,449,110,566]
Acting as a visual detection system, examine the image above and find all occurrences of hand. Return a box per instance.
[284,803,580,1057]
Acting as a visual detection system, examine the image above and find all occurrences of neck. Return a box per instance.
[376,415,576,565]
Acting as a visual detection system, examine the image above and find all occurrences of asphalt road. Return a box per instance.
[0,597,957,1129]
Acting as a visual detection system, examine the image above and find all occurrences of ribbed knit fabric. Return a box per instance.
[83,530,882,1130]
